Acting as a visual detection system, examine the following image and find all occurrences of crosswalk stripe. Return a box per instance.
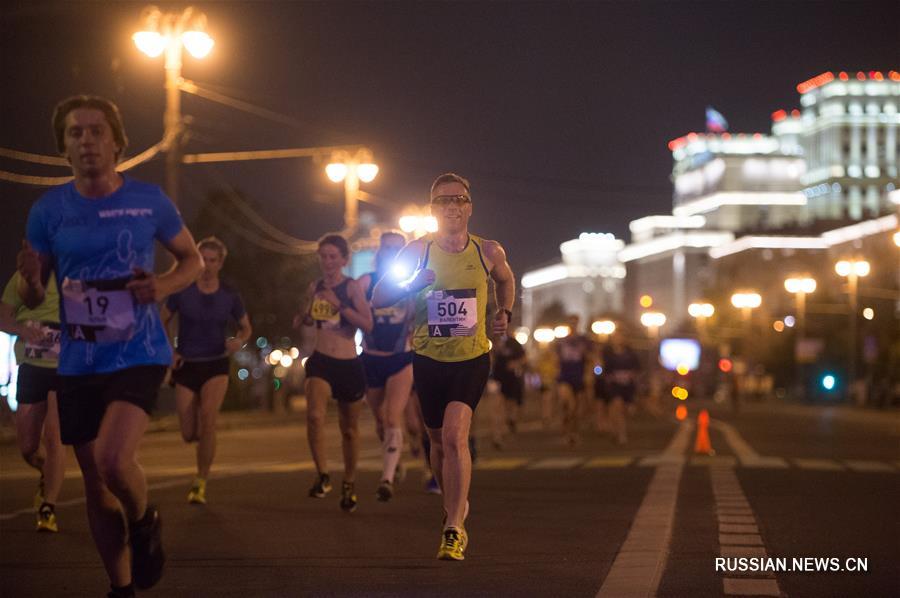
[843,460,896,473]
[742,456,789,469]
[793,458,845,471]
[583,456,633,468]
[719,523,759,534]
[691,455,737,467]
[720,546,767,558]
[528,457,584,469]
[475,458,529,470]
[718,515,756,524]
[720,533,764,546]
[723,578,780,596]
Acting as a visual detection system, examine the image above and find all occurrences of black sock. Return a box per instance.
[39,501,55,512]
[109,582,135,597]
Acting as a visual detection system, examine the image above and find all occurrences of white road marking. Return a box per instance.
[596,420,692,598]
[719,533,764,545]
[793,458,845,471]
[843,459,896,473]
[528,457,584,469]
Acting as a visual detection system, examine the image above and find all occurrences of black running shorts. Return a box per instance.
[57,365,167,445]
[15,363,58,405]
[413,352,490,429]
[361,351,413,389]
[304,351,366,403]
[172,357,230,393]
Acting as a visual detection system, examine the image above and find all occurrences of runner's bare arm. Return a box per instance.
[0,300,39,341]
[484,240,515,335]
[16,241,51,309]
[372,239,430,308]
[339,279,374,333]
[127,226,203,304]
[226,314,253,354]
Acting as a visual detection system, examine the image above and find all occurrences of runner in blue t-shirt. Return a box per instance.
[17,95,202,598]
[357,230,415,502]
[162,236,251,506]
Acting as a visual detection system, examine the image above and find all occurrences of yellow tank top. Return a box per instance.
[412,234,490,362]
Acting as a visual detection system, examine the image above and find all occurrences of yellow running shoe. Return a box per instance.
[36,505,58,533]
[187,478,207,505]
[436,527,466,561]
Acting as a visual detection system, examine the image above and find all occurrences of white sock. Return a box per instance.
[382,427,403,483]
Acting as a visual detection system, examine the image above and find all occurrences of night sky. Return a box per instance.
[2,0,898,279]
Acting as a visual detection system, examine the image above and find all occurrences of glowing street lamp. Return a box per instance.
[133,5,214,204]
[783,277,816,338]
[398,207,438,239]
[591,319,616,337]
[325,148,378,231]
[730,292,761,322]
[835,259,870,393]
[533,327,556,344]
[640,311,666,339]
[687,302,714,338]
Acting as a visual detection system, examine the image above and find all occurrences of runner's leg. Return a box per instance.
[381,364,412,482]
[93,401,150,523]
[305,377,331,475]
[196,375,228,479]
[174,384,199,443]
[441,402,473,529]
[74,440,131,587]
[41,392,65,504]
[337,399,362,483]
[16,402,46,472]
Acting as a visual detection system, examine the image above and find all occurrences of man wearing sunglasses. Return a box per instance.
[372,172,515,561]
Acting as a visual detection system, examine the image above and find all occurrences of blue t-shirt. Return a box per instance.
[166,282,246,360]
[26,177,184,375]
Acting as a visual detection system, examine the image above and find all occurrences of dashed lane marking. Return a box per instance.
[528,457,584,469]
[719,523,760,534]
[583,456,633,468]
[793,458,845,471]
[475,458,529,470]
[843,459,896,473]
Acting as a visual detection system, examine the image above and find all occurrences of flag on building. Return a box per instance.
[705,106,729,133]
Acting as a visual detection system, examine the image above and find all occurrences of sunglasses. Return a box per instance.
[431,194,472,207]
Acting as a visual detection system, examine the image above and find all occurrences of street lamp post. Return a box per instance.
[835,259,870,399]
[784,277,816,399]
[326,149,378,232]
[133,5,214,204]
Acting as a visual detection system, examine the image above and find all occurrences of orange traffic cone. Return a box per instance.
[694,409,715,455]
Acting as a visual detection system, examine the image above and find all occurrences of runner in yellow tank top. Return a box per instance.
[373,172,515,562]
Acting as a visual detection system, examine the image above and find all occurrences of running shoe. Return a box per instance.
[129,505,165,590]
[376,479,393,502]
[340,481,358,512]
[424,476,442,495]
[308,473,332,498]
[187,478,207,505]
[436,527,466,561]
[36,504,58,533]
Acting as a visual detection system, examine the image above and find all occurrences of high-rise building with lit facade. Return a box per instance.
[518,69,899,334]
[793,71,900,221]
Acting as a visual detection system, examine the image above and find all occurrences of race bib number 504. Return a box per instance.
[61,277,136,343]
[426,289,477,337]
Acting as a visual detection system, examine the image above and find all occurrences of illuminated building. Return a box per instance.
[520,233,626,334]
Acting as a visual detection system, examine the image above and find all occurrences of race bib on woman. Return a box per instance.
[426,289,477,337]
[61,277,136,343]
[23,321,61,360]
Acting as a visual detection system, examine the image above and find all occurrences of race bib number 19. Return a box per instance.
[61,277,136,343]
[426,289,477,337]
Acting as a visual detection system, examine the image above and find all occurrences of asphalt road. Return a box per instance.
[1,397,897,597]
